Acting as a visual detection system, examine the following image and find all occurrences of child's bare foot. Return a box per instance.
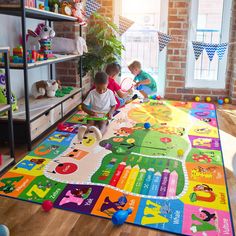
[89,126,102,140]
[78,125,87,140]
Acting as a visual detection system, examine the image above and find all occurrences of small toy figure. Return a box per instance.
[31,80,60,99]
[72,0,87,26]
[27,23,55,52]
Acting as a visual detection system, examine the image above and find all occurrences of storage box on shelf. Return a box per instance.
[0,87,82,143]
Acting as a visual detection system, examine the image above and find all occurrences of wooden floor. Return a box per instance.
[0,103,236,236]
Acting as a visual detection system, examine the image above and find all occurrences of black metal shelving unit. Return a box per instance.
[0,47,15,174]
[0,2,83,151]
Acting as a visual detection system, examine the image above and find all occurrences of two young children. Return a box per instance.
[79,60,157,140]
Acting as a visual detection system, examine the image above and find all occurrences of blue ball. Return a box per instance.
[144,122,151,129]
[0,225,9,236]
[218,99,224,105]
[152,95,156,100]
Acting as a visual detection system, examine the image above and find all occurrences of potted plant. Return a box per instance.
[81,12,125,76]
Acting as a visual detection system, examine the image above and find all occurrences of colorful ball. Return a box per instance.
[144,122,151,129]
[42,200,53,212]
[0,225,9,236]
[195,96,200,102]
[177,149,184,157]
[152,95,157,100]
[224,98,230,104]
[205,97,211,102]
[156,95,161,100]
[218,99,224,105]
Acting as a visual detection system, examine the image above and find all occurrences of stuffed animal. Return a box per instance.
[31,80,59,99]
[0,70,18,112]
[52,36,88,55]
[72,0,87,26]
[27,23,56,50]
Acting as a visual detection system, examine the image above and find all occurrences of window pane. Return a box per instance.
[121,0,161,80]
[194,0,224,81]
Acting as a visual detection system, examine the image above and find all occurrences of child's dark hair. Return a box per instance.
[94,71,108,84]
[105,62,121,77]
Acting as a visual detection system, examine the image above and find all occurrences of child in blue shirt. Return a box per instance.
[128,60,157,102]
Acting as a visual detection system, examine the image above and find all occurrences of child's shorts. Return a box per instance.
[136,84,156,95]
[117,97,126,107]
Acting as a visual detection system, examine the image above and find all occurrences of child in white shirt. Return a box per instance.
[78,72,117,140]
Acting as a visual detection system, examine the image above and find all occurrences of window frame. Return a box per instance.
[185,0,232,89]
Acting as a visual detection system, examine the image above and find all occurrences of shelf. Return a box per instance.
[0,6,78,22]
[0,87,81,122]
[0,155,14,173]
[0,104,10,113]
[0,54,80,70]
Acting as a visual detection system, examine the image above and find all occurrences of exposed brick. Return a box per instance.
[168,81,185,87]
[194,89,212,95]
[165,93,183,100]
[166,87,177,93]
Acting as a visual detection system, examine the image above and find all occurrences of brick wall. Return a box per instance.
[54,22,82,88]
[54,0,113,95]
[54,0,236,104]
[165,0,235,104]
[227,0,236,104]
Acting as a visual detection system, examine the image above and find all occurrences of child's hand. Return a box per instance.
[89,111,98,117]
[108,112,113,119]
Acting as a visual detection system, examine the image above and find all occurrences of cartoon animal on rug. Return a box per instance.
[190,208,218,234]
[59,187,92,206]
[189,184,216,203]
[31,80,61,99]
[100,195,127,216]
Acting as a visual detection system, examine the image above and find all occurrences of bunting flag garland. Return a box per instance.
[85,0,101,18]
[192,41,205,60]
[204,43,218,61]
[217,43,228,60]
[119,16,134,35]
[158,32,172,52]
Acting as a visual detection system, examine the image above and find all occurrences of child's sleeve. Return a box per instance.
[110,91,117,106]
[83,92,92,106]
[113,80,121,92]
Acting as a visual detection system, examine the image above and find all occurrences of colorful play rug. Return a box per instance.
[0,100,234,235]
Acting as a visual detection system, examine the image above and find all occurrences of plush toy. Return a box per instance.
[0,70,18,112]
[27,23,56,50]
[31,80,59,99]
[72,0,87,26]
[52,36,88,55]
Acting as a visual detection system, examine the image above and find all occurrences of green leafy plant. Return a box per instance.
[82,13,125,75]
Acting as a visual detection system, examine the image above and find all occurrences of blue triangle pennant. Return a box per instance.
[216,43,228,60]
[192,41,205,60]
[158,32,172,52]
[86,0,101,18]
[204,43,218,61]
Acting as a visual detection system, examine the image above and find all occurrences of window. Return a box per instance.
[118,0,168,96]
[186,0,232,89]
